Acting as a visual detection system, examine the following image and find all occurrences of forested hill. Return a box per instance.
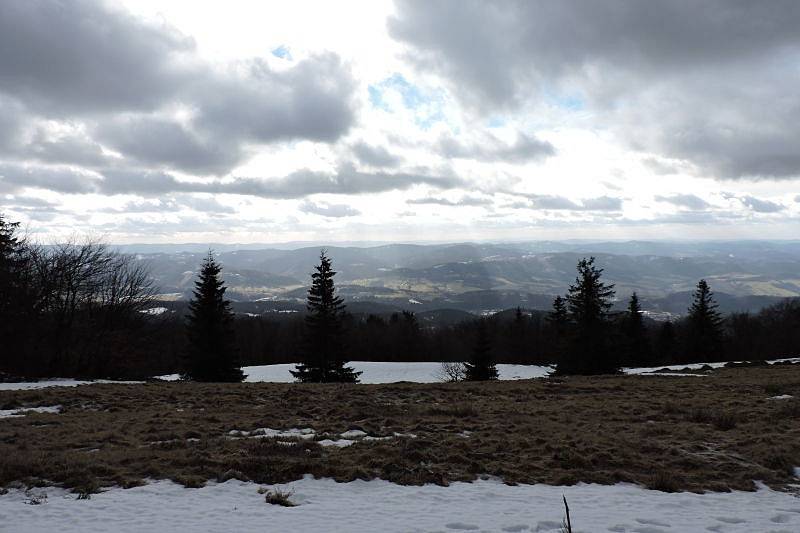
[126,241,800,316]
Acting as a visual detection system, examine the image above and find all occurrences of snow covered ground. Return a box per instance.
[0,379,142,391]
[3,475,800,533]
[158,362,554,384]
[0,405,61,419]
[3,357,798,390]
[625,357,800,375]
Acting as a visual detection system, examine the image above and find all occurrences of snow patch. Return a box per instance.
[0,379,143,391]
[4,477,800,532]
[226,427,401,448]
[227,428,315,440]
[0,405,61,419]
[317,439,354,448]
[158,362,553,384]
[140,307,168,315]
[768,395,794,400]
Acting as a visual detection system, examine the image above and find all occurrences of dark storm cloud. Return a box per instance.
[654,194,710,210]
[438,132,554,163]
[298,200,361,218]
[390,0,800,179]
[0,1,356,176]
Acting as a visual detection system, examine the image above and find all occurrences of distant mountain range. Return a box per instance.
[131,240,800,317]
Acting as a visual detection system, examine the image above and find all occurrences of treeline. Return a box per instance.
[0,216,169,378]
[2,213,799,380]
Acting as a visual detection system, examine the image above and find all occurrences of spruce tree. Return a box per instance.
[655,320,677,364]
[182,253,244,382]
[622,292,651,366]
[547,296,569,331]
[556,257,618,375]
[0,214,33,375]
[547,295,569,364]
[464,319,498,381]
[685,279,724,362]
[291,251,361,383]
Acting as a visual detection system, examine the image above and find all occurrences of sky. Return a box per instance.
[1,0,799,244]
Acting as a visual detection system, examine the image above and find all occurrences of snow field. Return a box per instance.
[3,476,800,532]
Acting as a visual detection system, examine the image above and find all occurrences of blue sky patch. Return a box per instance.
[368,73,448,129]
[271,45,292,60]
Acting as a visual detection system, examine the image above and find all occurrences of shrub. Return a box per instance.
[262,486,296,507]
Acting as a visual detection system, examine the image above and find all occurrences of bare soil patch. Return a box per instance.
[1,367,799,494]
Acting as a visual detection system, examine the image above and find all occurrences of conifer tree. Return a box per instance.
[507,307,529,363]
[0,214,33,374]
[182,252,244,382]
[547,296,569,331]
[622,292,651,366]
[655,320,677,364]
[685,279,724,362]
[291,251,361,383]
[464,318,498,381]
[547,295,569,364]
[556,257,618,375]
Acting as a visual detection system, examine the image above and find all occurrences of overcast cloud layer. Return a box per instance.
[1,0,799,242]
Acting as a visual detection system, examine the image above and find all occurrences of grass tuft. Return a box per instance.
[263,486,296,507]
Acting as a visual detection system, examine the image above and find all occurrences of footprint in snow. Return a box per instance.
[501,525,529,532]
[533,521,563,531]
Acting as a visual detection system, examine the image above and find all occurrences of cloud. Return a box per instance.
[92,163,466,198]
[0,0,356,176]
[97,117,241,176]
[298,200,360,218]
[407,195,492,207]
[390,1,800,179]
[0,0,195,114]
[739,195,784,213]
[510,194,622,211]
[654,194,710,210]
[437,132,554,163]
[351,142,402,167]
[0,162,99,194]
[107,196,236,214]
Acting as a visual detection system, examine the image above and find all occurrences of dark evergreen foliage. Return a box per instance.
[182,253,244,382]
[556,257,619,375]
[547,296,568,327]
[291,251,361,383]
[546,295,569,362]
[654,320,677,364]
[622,292,652,366]
[684,279,724,362]
[464,319,498,381]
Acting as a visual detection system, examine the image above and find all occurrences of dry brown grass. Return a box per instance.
[1,366,800,494]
